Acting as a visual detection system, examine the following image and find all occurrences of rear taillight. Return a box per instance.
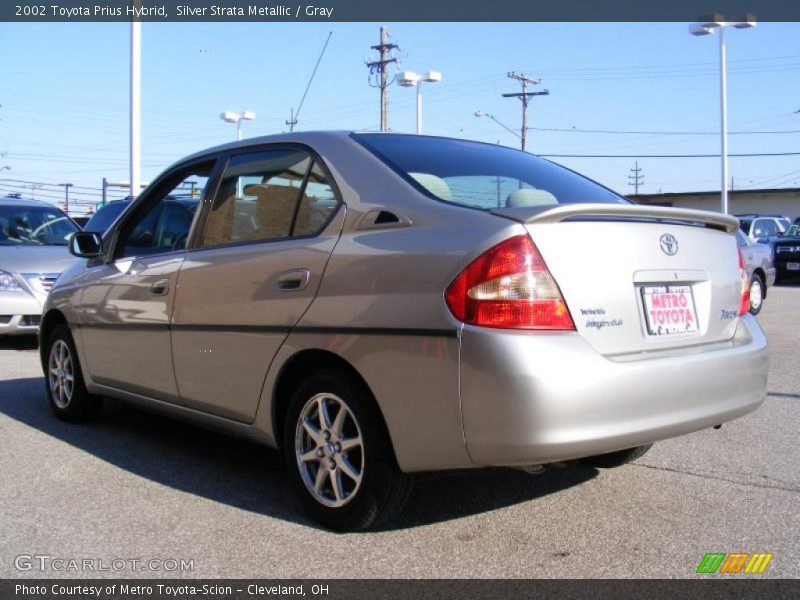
[738,247,750,316]
[445,235,575,330]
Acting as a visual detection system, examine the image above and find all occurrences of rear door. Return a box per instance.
[170,147,344,422]
[78,160,214,401]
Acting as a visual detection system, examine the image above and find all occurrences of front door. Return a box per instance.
[78,161,214,402]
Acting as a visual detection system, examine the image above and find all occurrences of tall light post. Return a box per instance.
[130,18,141,200]
[690,13,756,214]
[398,71,442,134]
[474,111,522,142]
[221,111,256,141]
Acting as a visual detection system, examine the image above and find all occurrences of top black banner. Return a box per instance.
[2,0,799,22]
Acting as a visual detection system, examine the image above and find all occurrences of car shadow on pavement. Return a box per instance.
[0,336,39,351]
[0,376,598,532]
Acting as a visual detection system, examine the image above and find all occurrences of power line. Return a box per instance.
[288,31,333,132]
[540,152,800,158]
[530,127,800,136]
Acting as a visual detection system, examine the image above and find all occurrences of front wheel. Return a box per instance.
[749,274,764,315]
[44,324,102,421]
[283,371,412,531]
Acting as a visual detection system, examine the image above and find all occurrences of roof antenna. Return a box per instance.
[287,31,333,132]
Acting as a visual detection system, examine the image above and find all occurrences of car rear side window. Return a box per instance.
[201,149,337,247]
[353,133,627,210]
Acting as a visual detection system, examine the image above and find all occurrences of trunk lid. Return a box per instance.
[492,203,743,356]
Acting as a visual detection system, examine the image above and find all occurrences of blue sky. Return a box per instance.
[1,21,798,212]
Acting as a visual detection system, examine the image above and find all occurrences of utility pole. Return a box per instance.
[101,177,107,207]
[286,108,297,132]
[58,183,73,214]
[502,72,549,151]
[628,161,644,195]
[366,26,399,131]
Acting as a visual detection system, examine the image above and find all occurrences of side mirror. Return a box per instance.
[69,232,103,258]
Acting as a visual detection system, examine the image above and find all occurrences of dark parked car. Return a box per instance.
[773,224,800,281]
[84,197,198,241]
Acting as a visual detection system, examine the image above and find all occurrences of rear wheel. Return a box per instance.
[283,371,412,531]
[581,444,652,468]
[748,274,764,315]
[44,324,102,421]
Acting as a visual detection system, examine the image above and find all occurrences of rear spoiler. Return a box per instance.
[490,203,740,234]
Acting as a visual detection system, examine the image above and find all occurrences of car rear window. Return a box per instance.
[353,133,627,210]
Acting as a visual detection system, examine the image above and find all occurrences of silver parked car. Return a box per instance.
[1,197,78,335]
[40,133,768,530]
[735,230,775,315]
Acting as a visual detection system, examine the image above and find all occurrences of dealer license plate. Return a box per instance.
[787,262,800,271]
[641,284,699,337]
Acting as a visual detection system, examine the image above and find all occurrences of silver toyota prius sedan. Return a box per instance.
[40,132,769,531]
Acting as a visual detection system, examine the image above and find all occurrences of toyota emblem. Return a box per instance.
[660,233,678,256]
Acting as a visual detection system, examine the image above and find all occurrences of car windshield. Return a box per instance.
[0,205,79,246]
[353,134,627,210]
[784,224,800,237]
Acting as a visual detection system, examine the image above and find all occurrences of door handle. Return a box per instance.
[149,279,171,296]
[277,269,310,291]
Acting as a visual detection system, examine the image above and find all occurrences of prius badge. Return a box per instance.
[660,233,678,256]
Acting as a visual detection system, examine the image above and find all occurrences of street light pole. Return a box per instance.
[474,111,521,140]
[719,26,728,215]
[398,71,442,134]
[221,111,256,141]
[690,13,756,214]
[130,19,141,200]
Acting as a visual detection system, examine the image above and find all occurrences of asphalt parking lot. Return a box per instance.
[0,285,797,579]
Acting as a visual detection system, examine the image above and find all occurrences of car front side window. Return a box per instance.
[114,164,211,260]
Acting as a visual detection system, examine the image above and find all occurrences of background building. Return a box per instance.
[631,188,800,220]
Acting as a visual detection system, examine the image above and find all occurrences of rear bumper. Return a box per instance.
[459,315,768,466]
[0,292,43,336]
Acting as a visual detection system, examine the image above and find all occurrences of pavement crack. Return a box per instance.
[631,462,800,493]
[767,391,800,400]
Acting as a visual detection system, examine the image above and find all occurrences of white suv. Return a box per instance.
[736,214,791,242]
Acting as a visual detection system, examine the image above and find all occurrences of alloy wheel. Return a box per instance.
[48,339,74,409]
[294,392,364,508]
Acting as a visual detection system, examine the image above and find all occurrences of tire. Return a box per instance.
[283,370,413,532]
[581,443,652,469]
[44,324,103,421]
[748,274,764,315]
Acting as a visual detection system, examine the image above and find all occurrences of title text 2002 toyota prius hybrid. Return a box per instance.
[40,133,768,531]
